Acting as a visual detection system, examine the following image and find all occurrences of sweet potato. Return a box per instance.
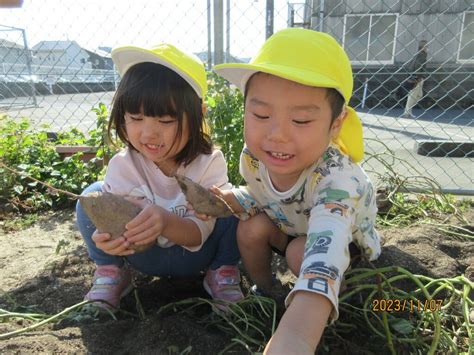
[174,174,234,218]
[79,192,154,252]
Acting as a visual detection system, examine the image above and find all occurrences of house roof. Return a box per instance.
[0,38,24,49]
[32,40,80,51]
[83,47,111,58]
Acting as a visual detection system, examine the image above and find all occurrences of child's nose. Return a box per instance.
[267,118,288,142]
[141,118,161,136]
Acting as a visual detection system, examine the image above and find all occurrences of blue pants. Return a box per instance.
[76,182,240,277]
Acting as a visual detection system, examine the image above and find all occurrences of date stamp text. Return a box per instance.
[372,299,443,313]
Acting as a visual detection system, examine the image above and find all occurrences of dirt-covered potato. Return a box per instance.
[174,174,234,218]
[79,192,154,252]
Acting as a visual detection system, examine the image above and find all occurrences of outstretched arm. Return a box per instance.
[264,291,332,354]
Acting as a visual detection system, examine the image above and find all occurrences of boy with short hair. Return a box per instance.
[203,28,381,353]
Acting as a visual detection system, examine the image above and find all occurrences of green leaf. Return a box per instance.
[13,185,24,194]
[389,317,414,334]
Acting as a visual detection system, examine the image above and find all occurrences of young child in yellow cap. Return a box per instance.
[75,43,244,311]
[200,28,381,353]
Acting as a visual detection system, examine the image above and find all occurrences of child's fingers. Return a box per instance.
[126,226,158,244]
[124,217,160,240]
[125,208,151,230]
[92,232,111,243]
[109,243,135,256]
[134,235,158,246]
[116,248,136,256]
[209,185,224,197]
[94,236,134,256]
[193,211,212,221]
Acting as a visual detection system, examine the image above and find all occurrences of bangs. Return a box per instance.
[117,62,193,118]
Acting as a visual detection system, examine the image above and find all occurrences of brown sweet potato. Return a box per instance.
[174,174,234,218]
[79,192,154,252]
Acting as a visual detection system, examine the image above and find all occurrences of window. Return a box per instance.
[458,11,474,62]
[343,13,398,65]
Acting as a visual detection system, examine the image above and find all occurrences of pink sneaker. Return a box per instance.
[84,264,133,310]
[203,265,244,303]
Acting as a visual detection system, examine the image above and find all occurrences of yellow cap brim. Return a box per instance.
[214,62,343,98]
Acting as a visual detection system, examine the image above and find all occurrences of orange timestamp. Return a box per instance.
[372,298,443,313]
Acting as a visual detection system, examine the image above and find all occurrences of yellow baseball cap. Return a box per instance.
[111,43,207,98]
[214,28,363,162]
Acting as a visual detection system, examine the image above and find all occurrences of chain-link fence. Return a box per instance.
[0,0,473,194]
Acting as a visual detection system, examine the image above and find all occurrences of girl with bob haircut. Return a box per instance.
[76,43,244,311]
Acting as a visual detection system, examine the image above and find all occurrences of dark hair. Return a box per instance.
[244,72,345,123]
[108,62,212,166]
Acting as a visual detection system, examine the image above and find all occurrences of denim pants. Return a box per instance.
[76,182,240,277]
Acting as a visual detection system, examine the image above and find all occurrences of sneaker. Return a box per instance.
[250,284,271,297]
[203,265,244,303]
[84,264,133,310]
[249,274,278,298]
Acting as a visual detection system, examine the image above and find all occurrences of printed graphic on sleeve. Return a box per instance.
[302,261,340,281]
[324,202,350,216]
[305,231,333,258]
[302,261,340,299]
[315,187,350,206]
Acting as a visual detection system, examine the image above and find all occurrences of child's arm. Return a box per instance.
[265,291,332,354]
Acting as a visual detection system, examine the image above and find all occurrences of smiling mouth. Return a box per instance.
[144,143,164,150]
[143,143,164,151]
[267,151,294,160]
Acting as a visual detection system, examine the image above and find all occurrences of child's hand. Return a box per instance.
[92,231,135,256]
[123,204,169,246]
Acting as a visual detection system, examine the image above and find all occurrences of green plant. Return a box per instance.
[0,106,113,212]
[363,139,466,227]
[325,266,473,354]
[206,72,245,186]
[156,295,276,353]
[88,102,120,164]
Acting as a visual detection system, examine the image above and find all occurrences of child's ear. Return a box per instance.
[330,107,347,138]
[201,103,207,116]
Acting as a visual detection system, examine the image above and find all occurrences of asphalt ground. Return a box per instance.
[1,92,473,194]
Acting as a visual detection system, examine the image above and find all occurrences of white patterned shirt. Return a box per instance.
[233,144,381,319]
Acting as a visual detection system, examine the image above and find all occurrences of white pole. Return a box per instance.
[361,78,368,108]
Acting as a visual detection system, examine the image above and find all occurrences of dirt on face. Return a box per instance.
[0,208,472,353]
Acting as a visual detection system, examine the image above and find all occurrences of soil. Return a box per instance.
[0,208,472,354]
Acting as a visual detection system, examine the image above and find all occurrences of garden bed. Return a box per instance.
[0,207,472,353]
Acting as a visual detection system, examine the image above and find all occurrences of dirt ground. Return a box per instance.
[0,207,472,354]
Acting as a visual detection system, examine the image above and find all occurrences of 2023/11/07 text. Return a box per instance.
[372,298,443,313]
